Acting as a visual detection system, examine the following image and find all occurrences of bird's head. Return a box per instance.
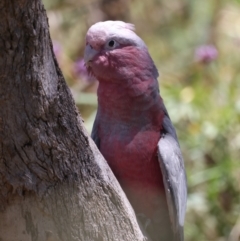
[84,21,159,85]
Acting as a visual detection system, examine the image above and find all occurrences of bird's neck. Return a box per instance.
[97,80,162,124]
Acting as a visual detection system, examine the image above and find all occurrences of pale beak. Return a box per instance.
[84,44,99,65]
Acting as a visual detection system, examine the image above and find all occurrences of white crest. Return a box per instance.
[87,21,146,48]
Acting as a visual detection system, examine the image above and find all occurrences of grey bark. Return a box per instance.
[0,0,145,240]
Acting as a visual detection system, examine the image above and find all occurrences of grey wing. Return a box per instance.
[91,112,100,148]
[157,111,187,241]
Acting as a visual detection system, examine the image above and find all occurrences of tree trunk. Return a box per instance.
[0,1,145,240]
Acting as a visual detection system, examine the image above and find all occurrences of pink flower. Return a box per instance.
[195,45,218,64]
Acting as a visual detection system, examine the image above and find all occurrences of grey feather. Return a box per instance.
[91,112,100,148]
[158,113,187,241]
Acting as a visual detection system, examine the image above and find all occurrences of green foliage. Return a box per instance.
[43,0,240,240]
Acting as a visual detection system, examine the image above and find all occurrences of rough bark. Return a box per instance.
[0,1,145,240]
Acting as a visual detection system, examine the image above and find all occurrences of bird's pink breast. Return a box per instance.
[100,124,165,217]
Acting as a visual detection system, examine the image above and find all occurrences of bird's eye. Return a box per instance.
[106,39,119,49]
[108,40,115,47]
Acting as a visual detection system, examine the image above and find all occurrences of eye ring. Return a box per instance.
[106,39,119,49]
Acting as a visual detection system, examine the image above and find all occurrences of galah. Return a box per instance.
[84,21,187,241]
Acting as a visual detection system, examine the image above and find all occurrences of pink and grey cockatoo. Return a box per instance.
[84,21,187,241]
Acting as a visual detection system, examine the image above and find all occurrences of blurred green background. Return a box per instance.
[42,0,240,240]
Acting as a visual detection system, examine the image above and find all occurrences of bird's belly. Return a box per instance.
[100,128,166,218]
